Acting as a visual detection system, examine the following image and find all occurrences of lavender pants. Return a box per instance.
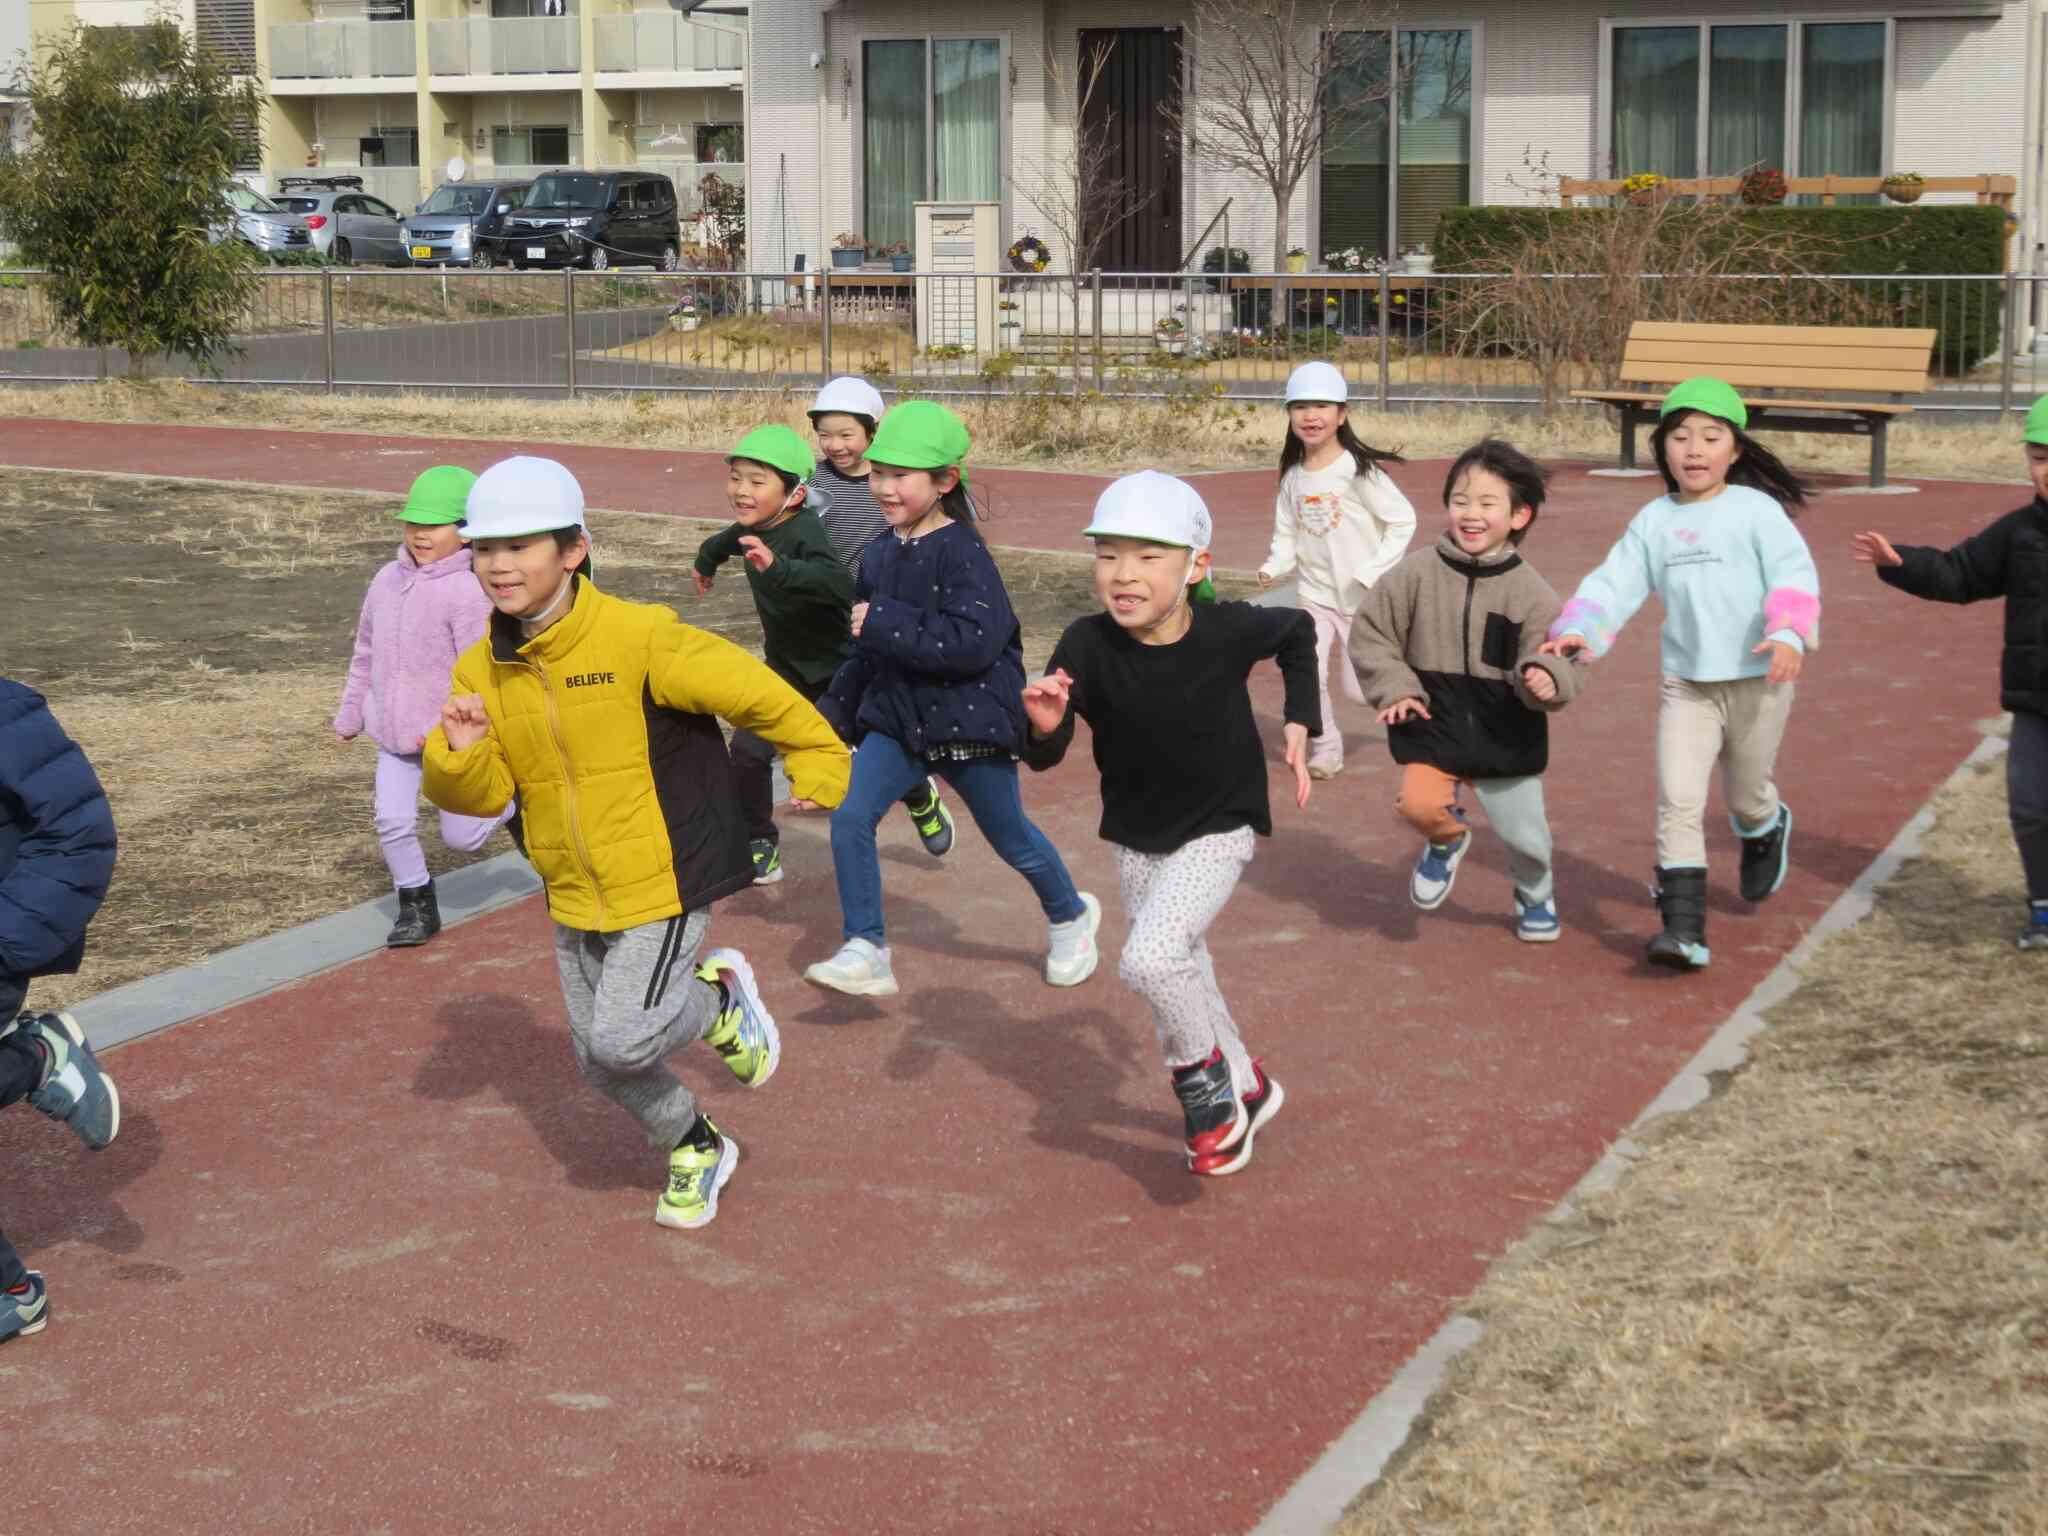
[374,748,510,890]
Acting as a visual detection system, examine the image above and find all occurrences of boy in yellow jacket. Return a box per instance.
[424,456,850,1230]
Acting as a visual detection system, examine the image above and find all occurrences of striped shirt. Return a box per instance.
[810,461,890,571]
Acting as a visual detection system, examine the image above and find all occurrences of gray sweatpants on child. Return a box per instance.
[553,911,719,1151]
[1116,826,1259,1097]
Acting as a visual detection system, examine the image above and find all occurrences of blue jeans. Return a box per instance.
[831,732,1086,945]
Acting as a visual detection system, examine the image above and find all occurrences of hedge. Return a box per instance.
[1434,204,2009,373]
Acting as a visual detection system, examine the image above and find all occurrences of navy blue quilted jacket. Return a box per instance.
[819,520,1029,754]
[0,680,117,990]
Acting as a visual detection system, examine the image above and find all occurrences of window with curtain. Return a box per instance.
[862,36,1001,254]
[1708,25,1786,175]
[1800,22,1884,181]
[1319,29,1470,259]
[1612,27,1698,179]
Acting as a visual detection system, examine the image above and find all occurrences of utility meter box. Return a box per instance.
[914,201,999,353]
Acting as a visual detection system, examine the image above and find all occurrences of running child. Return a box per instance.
[1023,472,1317,1176]
[1350,439,1580,939]
[1542,377,1820,970]
[335,464,514,947]
[1852,393,2048,949]
[423,456,849,1231]
[804,401,1100,998]
[806,375,956,857]
[1256,361,1416,779]
[1,678,122,1343]
[692,425,855,886]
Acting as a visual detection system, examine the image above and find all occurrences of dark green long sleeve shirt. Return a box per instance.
[693,506,855,687]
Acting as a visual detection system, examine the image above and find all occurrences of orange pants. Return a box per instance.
[1396,763,1468,843]
[1395,762,1555,904]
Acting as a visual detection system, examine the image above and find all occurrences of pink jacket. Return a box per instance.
[335,544,493,754]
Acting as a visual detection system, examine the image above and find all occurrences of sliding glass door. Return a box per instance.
[1320,28,1473,260]
[862,36,1002,255]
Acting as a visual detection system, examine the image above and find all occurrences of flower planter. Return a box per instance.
[1881,181,1924,205]
[1155,333,1186,355]
[1285,254,1308,273]
[831,247,864,269]
[1403,254,1436,275]
[669,313,699,332]
[889,254,913,272]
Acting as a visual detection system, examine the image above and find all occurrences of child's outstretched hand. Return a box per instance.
[1754,638,1803,684]
[690,567,715,595]
[1521,664,1558,703]
[1851,530,1903,568]
[440,692,492,751]
[788,798,824,812]
[1378,696,1430,726]
[1021,668,1074,737]
[739,535,775,573]
[1282,722,1312,809]
[1537,633,1589,661]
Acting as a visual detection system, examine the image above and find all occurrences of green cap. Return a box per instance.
[397,465,479,525]
[867,400,971,484]
[729,424,815,483]
[2025,395,2048,445]
[1658,376,1747,431]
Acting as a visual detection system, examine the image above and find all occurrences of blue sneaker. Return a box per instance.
[1410,828,1472,911]
[0,1273,47,1342]
[1515,896,1562,943]
[25,1012,120,1150]
[2020,903,2048,952]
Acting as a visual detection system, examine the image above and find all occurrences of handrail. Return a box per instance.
[1178,197,1233,274]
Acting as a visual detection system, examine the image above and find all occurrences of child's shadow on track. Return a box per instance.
[6,1108,165,1262]
[772,889,1053,1026]
[413,993,649,1192]
[883,987,1199,1210]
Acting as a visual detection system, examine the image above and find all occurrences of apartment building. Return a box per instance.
[10,0,747,214]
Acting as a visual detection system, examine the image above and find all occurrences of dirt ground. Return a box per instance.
[0,468,1134,1008]
[1343,739,2048,1534]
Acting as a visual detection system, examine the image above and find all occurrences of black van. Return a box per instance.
[500,170,682,271]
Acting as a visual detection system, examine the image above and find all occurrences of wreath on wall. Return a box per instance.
[1006,233,1052,273]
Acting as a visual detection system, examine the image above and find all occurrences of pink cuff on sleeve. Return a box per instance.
[1763,587,1821,643]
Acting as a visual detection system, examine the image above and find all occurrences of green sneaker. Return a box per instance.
[698,949,781,1088]
[905,777,954,857]
[749,838,783,886]
[658,1122,738,1230]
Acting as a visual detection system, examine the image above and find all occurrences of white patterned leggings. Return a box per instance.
[1115,826,1258,1095]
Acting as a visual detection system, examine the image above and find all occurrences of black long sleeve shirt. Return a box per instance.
[1021,601,1321,853]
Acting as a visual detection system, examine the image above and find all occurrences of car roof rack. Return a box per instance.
[278,174,365,191]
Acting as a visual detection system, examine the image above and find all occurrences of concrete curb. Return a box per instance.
[73,853,541,1051]
[1248,728,2010,1535]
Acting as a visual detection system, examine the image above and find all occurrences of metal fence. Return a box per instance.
[0,264,2037,415]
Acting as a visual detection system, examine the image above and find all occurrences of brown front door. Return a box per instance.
[1079,27,1184,274]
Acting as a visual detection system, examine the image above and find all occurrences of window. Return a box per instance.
[861,36,1003,254]
[695,123,743,165]
[1320,29,1474,259]
[359,131,419,169]
[1606,17,1887,183]
[495,126,573,167]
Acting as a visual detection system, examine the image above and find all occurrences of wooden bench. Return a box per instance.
[1572,322,1937,488]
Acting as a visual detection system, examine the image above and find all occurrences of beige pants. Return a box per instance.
[1655,674,1795,869]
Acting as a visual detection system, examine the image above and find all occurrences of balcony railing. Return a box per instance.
[426,17,580,77]
[592,14,743,74]
[268,19,416,80]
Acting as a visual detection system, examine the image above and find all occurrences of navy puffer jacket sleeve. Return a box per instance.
[0,680,118,985]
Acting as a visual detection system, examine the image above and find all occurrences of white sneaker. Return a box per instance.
[804,938,899,997]
[1046,892,1101,986]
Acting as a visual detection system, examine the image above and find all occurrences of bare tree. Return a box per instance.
[1008,36,1158,354]
[1166,0,1400,272]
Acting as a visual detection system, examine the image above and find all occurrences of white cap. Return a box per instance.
[1284,360,1349,405]
[1082,470,1213,553]
[809,375,887,422]
[460,455,588,541]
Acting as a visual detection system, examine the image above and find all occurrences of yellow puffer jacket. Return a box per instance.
[423,576,849,932]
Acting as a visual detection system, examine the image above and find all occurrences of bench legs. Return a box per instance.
[1869,417,1888,489]
[1619,404,1650,469]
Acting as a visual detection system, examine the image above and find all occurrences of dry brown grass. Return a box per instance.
[0,380,2032,487]
[1342,746,2048,1535]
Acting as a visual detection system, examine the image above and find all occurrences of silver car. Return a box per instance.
[273,176,408,265]
[218,184,313,260]
[399,180,532,269]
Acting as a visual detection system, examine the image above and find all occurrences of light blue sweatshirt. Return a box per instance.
[1552,485,1821,682]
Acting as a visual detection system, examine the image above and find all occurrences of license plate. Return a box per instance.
[527,246,546,259]
[410,245,433,259]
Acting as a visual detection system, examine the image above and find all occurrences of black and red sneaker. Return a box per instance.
[1171,1048,1245,1171]
[1193,1060,1285,1177]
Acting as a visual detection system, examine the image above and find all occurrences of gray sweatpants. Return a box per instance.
[1115,826,1258,1096]
[553,911,719,1151]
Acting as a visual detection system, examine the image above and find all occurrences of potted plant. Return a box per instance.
[1621,172,1668,206]
[1154,313,1187,355]
[668,296,700,332]
[831,231,866,269]
[1739,167,1788,206]
[1285,245,1309,274]
[1881,171,1927,204]
[882,240,913,272]
[1402,244,1436,275]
